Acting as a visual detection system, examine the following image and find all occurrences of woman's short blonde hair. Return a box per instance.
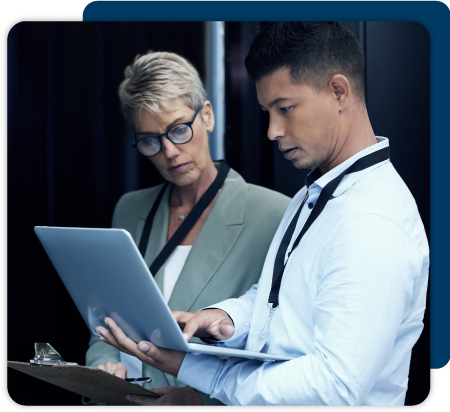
[118,51,207,119]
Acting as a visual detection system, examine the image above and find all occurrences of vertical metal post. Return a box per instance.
[205,21,225,161]
[358,21,368,108]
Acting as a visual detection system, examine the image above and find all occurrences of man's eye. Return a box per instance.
[280,106,292,113]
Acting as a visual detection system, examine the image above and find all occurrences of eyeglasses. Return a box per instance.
[132,105,202,157]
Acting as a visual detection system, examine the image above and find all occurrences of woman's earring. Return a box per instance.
[207,129,211,133]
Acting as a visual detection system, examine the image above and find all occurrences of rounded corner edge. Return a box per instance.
[410,21,431,42]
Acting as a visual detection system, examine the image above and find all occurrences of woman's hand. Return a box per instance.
[95,361,127,380]
[126,386,203,406]
[172,309,235,341]
[96,317,186,377]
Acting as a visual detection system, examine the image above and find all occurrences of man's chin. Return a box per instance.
[291,158,316,171]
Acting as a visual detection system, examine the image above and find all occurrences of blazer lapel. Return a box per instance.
[167,170,247,312]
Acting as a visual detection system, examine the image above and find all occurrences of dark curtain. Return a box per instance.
[364,22,431,405]
[7,22,205,405]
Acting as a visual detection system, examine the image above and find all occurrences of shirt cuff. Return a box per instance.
[177,353,223,395]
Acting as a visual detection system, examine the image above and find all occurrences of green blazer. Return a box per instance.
[86,167,291,405]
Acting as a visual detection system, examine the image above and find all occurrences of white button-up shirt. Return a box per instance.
[177,137,429,406]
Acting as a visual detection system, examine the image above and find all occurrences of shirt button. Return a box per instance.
[308,202,314,209]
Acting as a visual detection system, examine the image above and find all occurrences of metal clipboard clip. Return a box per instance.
[29,342,78,366]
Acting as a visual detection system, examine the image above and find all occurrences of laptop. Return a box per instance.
[34,226,292,362]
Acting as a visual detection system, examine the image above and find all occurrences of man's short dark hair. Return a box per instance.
[245,22,366,103]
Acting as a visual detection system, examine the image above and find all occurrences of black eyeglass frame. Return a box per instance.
[131,105,202,157]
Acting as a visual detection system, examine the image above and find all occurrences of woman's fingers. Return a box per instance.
[95,361,127,380]
[110,361,127,379]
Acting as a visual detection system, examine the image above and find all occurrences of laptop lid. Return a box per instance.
[34,226,190,352]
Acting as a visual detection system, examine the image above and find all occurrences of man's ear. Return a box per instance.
[201,101,215,132]
[328,74,351,110]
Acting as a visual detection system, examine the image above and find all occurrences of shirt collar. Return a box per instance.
[305,136,390,197]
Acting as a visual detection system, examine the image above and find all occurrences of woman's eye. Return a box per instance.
[172,125,188,135]
[280,106,292,113]
[141,137,158,147]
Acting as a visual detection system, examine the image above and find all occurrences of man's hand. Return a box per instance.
[96,317,185,377]
[126,386,203,406]
[95,361,127,380]
[172,309,235,341]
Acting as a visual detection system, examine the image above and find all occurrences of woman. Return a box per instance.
[85,51,291,405]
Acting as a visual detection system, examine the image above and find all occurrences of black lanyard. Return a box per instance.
[138,161,230,276]
[269,146,390,308]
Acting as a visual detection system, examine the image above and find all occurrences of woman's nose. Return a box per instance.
[161,136,181,159]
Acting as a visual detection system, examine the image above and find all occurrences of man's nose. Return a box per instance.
[267,118,285,141]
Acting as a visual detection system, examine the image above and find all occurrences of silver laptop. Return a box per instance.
[34,226,292,362]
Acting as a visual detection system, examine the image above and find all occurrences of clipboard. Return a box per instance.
[8,361,158,405]
[8,343,158,405]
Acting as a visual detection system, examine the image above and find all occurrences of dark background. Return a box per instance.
[7,21,430,405]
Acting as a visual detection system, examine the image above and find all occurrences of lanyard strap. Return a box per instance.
[269,146,390,308]
[138,161,231,276]
[138,181,170,258]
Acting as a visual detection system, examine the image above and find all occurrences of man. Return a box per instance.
[97,22,429,405]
